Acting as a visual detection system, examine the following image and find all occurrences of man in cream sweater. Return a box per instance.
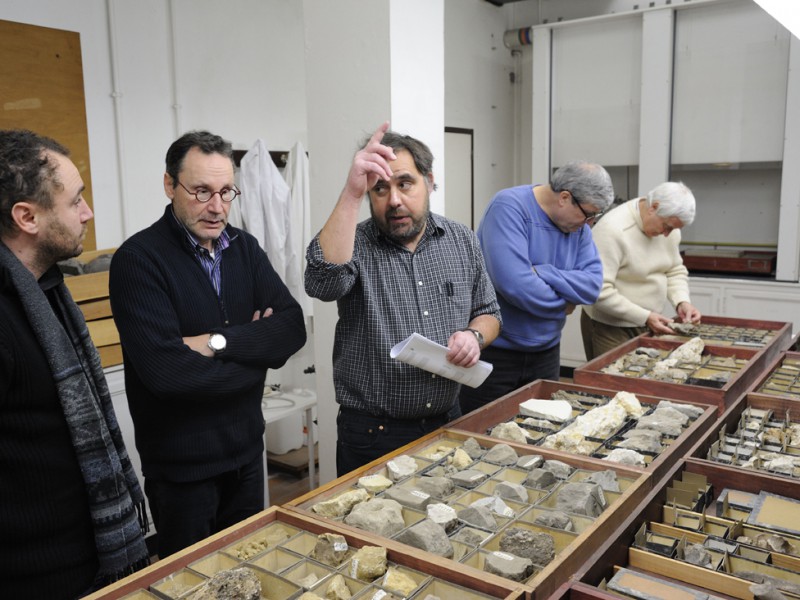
[581,181,701,360]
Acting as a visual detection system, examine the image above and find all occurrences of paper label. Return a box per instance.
[372,590,388,600]
[334,542,348,552]
[350,559,359,578]
[411,490,430,499]
[492,551,514,561]
[470,474,484,481]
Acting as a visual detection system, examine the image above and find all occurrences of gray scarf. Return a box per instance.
[0,241,149,585]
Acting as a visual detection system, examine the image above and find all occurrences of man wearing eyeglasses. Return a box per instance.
[109,131,306,558]
[459,161,615,415]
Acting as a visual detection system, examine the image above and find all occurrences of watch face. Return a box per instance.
[210,334,226,352]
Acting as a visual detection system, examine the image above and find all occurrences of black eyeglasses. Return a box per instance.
[177,180,240,203]
[569,191,603,222]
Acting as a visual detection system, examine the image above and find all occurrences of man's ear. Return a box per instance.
[164,172,176,200]
[10,202,40,235]
[650,200,660,213]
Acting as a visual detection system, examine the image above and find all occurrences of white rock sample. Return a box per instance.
[386,456,418,481]
[490,422,529,444]
[519,398,572,421]
[426,502,458,531]
[668,336,705,363]
[471,495,516,518]
[357,474,393,493]
[603,447,646,467]
[312,488,370,518]
[541,430,595,455]
[612,391,645,418]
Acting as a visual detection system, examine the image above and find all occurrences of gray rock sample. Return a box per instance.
[451,526,491,546]
[382,486,433,511]
[751,581,791,600]
[470,495,516,518]
[427,502,459,532]
[311,533,350,567]
[516,454,544,470]
[457,505,498,531]
[394,519,454,558]
[533,510,574,531]
[189,567,261,600]
[556,482,606,517]
[636,413,684,437]
[738,572,800,597]
[84,254,113,273]
[499,527,555,565]
[617,435,663,454]
[657,399,704,419]
[344,499,405,537]
[543,459,573,479]
[623,428,662,444]
[684,542,712,567]
[483,551,534,582]
[414,476,454,499]
[58,257,84,276]
[450,469,489,488]
[462,437,485,459]
[583,469,620,492]
[349,546,388,581]
[494,480,529,503]
[483,444,518,465]
[523,468,558,490]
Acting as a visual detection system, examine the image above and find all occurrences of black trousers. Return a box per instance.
[144,453,264,558]
[336,407,452,476]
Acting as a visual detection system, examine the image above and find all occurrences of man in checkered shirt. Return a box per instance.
[305,122,502,476]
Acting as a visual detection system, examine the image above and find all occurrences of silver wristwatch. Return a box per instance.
[461,327,484,349]
[207,333,227,354]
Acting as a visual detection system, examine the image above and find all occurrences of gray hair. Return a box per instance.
[645,181,696,226]
[551,161,615,211]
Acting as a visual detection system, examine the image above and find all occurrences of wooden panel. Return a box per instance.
[78,298,113,321]
[447,379,717,483]
[64,271,109,303]
[98,345,122,369]
[82,507,526,600]
[0,19,95,250]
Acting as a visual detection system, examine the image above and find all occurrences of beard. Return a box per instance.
[370,198,430,245]
[36,218,86,270]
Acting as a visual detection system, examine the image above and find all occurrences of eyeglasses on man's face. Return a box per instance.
[568,191,603,222]
[177,180,241,203]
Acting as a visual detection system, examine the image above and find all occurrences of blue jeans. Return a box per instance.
[145,454,264,558]
[458,344,561,415]
[336,407,452,476]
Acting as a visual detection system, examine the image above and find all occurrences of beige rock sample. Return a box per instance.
[382,567,419,597]
[448,447,473,469]
[189,567,261,600]
[311,533,350,567]
[490,421,529,444]
[312,488,370,518]
[358,474,394,493]
[344,498,405,537]
[325,574,352,600]
[349,546,388,581]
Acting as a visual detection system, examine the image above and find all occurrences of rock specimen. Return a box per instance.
[311,533,350,567]
[603,448,646,467]
[231,524,295,559]
[414,476,454,499]
[462,437,485,459]
[450,469,489,489]
[519,399,572,421]
[471,496,515,518]
[448,448,473,469]
[543,459,574,479]
[523,468,558,490]
[533,510,573,531]
[516,455,544,470]
[426,502,459,531]
[556,482,606,517]
[636,409,686,437]
[490,422,529,444]
[349,546,388,581]
[451,526,491,546]
[324,574,351,600]
[386,456,418,481]
[358,474,394,493]
[484,551,534,582]
[457,505,498,531]
[657,399,704,419]
[312,488,370,518]
[583,469,620,492]
[394,519,454,558]
[382,487,433,511]
[344,499,406,537]
[499,527,555,566]
[684,542,713,567]
[494,480,529,503]
[483,444,518,465]
[300,593,325,600]
[382,567,419,597]
[189,567,261,600]
[617,435,663,454]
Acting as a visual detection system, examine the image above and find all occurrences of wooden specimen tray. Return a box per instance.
[687,392,800,482]
[447,379,717,482]
[649,314,791,358]
[285,429,651,600]
[748,350,800,401]
[573,336,770,415]
[63,247,120,368]
[566,459,800,600]
[680,249,777,275]
[84,507,525,600]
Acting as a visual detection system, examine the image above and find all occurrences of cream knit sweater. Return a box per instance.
[584,198,691,327]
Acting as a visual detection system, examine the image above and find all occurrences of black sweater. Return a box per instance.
[109,207,306,482]
[0,265,98,599]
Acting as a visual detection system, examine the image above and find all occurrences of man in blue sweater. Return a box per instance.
[110,131,306,558]
[459,161,615,415]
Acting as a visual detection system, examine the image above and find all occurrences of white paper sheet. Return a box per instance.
[389,332,493,388]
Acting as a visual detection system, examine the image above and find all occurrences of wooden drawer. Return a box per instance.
[285,429,652,600]
[747,350,800,401]
[573,336,770,415]
[447,379,717,483]
[84,506,526,600]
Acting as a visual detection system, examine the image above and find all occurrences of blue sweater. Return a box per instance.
[109,207,306,482]
[478,185,602,351]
